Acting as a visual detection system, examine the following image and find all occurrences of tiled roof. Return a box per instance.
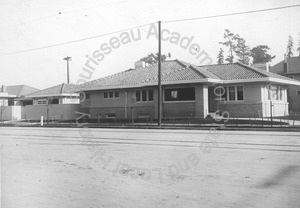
[199,63,267,80]
[77,60,299,91]
[6,85,39,97]
[270,56,300,74]
[79,60,209,90]
[26,83,80,97]
[201,62,295,81]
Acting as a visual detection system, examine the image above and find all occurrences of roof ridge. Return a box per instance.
[197,62,235,67]
[189,65,208,78]
[26,83,64,96]
[236,62,268,78]
[174,59,188,67]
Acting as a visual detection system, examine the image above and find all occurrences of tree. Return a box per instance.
[219,29,237,63]
[286,35,294,57]
[139,53,171,65]
[297,33,300,56]
[233,35,251,65]
[216,48,224,64]
[250,45,276,64]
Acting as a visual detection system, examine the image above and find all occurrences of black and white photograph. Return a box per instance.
[1,0,300,207]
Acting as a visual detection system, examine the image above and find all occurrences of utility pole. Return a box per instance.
[63,56,72,84]
[158,21,162,127]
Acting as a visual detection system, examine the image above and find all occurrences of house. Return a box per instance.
[24,83,80,105]
[21,83,81,120]
[0,85,39,106]
[270,56,300,112]
[78,59,300,119]
[0,85,39,121]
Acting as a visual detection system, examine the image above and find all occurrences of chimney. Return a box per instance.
[283,54,288,73]
[1,85,6,92]
[266,63,269,72]
[134,61,146,69]
[250,62,269,72]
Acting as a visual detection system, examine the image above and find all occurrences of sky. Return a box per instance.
[0,0,300,90]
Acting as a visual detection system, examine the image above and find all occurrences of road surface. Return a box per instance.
[1,127,300,208]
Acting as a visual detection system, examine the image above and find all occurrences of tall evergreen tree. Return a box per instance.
[219,29,237,63]
[286,35,294,57]
[233,35,251,65]
[216,48,224,64]
[297,33,300,56]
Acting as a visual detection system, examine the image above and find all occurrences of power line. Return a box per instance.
[0,22,153,56]
[0,0,126,31]
[2,4,300,56]
[163,4,300,24]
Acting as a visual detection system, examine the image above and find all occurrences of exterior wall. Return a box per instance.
[82,88,156,119]
[61,97,80,104]
[163,102,195,118]
[218,83,263,117]
[32,97,80,105]
[287,74,300,112]
[80,84,207,119]
[0,106,23,120]
[24,104,80,120]
[216,83,289,118]
[0,98,8,106]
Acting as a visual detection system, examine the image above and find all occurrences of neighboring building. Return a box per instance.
[24,83,80,105]
[78,59,300,119]
[20,83,81,120]
[0,85,39,106]
[0,85,39,121]
[270,56,300,112]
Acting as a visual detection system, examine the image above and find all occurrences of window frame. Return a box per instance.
[135,89,154,103]
[221,85,244,102]
[103,91,120,99]
[268,85,283,101]
[37,99,48,105]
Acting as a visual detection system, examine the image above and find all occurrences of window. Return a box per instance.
[268,85,282,100]
[136,91,141,102]
[106,113,116,118]
[37,99,47,105]
[138,113,150,118]
[109,91,114,98]
[142,90,147,101]
[220,85,244,102]
[104,92,108,98]
[164,87,195,101]
[237,86,244,100]
[148,90,153,101]
[103,91,119,99]
[136,89,154,102]
[228,86,236,101]
[296,90,300,95]
[52,99,59,104]
[0,99,8,106]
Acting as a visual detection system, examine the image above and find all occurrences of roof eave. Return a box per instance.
[79,78,221,92]
[268,77,300,86]
[26,93,80,98]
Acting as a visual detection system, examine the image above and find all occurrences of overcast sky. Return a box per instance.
[0,0,300,89]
